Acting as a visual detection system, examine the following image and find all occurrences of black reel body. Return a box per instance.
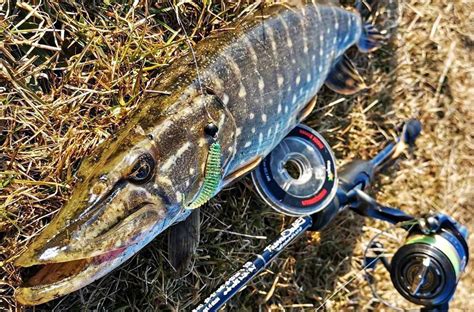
[390,215,469,308]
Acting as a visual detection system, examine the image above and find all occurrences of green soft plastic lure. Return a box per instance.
[188,142,222,209]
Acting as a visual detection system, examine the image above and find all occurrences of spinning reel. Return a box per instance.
[195,120,469,312]
[366,214,469,310]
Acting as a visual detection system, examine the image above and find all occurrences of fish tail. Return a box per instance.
[355,0,399,52]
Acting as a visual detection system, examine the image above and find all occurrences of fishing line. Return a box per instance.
[171,1,205,95]
[316,220,418,311]
[362,220,418,311]
[172,2,228,127]
[315,253,385,311]
[259,1,267,43]
[171,2,224,200]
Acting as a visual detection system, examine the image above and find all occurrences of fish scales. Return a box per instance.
[13,2,373,305]
[200,4,362,179]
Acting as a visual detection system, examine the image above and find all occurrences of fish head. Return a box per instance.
[14,87,236,305]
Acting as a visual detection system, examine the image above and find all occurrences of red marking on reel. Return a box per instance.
[298,129,324,150]
[301,188,328,206]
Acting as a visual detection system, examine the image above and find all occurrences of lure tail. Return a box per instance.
[188,142,222,209]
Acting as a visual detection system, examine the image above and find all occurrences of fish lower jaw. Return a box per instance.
[15,257,93,305]
[15,247,127,306]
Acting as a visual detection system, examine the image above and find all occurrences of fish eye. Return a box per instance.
[129,153,155,184]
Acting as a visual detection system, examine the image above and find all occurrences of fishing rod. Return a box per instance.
[194,120,469,312]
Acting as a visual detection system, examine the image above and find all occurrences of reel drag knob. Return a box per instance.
[390,228,468,307]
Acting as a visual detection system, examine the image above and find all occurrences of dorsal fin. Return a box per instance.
[324,55,367,95]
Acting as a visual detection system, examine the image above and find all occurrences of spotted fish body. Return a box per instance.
[14,1,380,305]
[200,3,364,185]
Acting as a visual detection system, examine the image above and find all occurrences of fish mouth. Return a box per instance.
[13,184,178,306]
[14,199,164,267]
[15,246,131,305]
[13,179,169,266]
[14,202,175,306]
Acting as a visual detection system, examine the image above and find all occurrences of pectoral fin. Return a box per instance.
[325,55,367,95]
[222,156,262,187]
[168,208,200,276]
[297,96,318,123]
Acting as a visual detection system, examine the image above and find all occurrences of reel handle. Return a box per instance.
[420,303,449,312]
[370,119,422,170]
[402,119,422,146]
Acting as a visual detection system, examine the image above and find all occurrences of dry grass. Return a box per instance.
[1,0,473,311]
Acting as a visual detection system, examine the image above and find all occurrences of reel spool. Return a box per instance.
[390,216,469,308]
[252,124,337,216]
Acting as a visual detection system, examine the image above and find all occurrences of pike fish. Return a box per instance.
[14,0,386,305]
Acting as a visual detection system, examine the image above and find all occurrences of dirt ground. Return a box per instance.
[1,0,473,311]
